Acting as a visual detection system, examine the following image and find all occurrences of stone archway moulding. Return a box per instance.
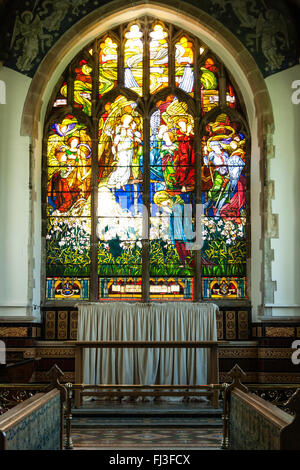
[21,0,274,136]
[21,0,277,314]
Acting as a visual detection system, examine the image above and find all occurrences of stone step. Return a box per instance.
[72,408,222,416]
[70,416,222,428]
[72,402,223,418]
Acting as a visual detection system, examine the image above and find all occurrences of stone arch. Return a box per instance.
[21,0,276,316]
[21,0,274,136]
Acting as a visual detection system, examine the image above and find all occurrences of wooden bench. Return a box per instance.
[225,365,300,450]
[0,365,66,450]
[0,389,63,450]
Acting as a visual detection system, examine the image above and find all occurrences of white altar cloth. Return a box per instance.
[77,302,218,386]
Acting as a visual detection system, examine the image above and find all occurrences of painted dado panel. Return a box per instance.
[41,308,251,341]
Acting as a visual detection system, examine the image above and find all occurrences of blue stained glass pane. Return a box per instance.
[202,277,246,299]
[46,277,90,300]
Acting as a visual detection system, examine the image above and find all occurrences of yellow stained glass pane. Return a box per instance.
[124,25,143,96]
[73,60,92,116]
[47,116,92,217]
[175,37,194,95]
[149,24,168,94]
[200,57,219,114]
[99,37,118,97]
[53,83,67,108]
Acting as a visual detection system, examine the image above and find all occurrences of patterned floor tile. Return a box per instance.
[72,427,222,449]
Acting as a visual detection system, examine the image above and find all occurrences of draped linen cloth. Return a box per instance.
[77,302,218,390]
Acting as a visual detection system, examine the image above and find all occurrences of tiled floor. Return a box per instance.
[71,427,222,450]
[71,399,222,450]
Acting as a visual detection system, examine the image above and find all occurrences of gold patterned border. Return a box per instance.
[218,348,258,359]
[34,347,75,358]
[219,347,295,359]
[255,373,300,383]
[220,371,300,384]
[0,327,28,337]
[265,327,295,337]
[22,349,36,358]
[258,348,294,359]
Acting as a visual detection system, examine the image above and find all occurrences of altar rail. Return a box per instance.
[66,340,224,408]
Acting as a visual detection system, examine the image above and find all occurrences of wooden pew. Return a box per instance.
[225,365,300,450]
[0,365,66,450]
[0,389,63,450]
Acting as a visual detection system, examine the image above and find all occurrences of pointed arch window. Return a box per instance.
[44,18,249,303]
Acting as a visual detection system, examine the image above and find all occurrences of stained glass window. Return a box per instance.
[53,79,67,109]
[175,37,194,95]
[99,37,118,97]
[98,95,143,300]
[149,24,168,94]
[200,56,219,115]
[73,59,93,116]
[44,19,249,303]
[124,25,143,96]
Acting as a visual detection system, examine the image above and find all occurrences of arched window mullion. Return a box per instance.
[169,23,175,89]
[142,18,150,302]
[67,63,74,106]
[219,63,226,107]
[89,124,99,301]
[119,25,125,86]
[194,36,202,301]
[89,39,100,301]
[91,39,99,117]
[41,134,49,305]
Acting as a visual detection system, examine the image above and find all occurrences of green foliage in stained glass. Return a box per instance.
[45,20,248,301]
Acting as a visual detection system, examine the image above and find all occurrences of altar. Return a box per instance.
[71,302,219,406]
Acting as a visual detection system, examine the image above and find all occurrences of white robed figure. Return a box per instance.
[107,114,141,189]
